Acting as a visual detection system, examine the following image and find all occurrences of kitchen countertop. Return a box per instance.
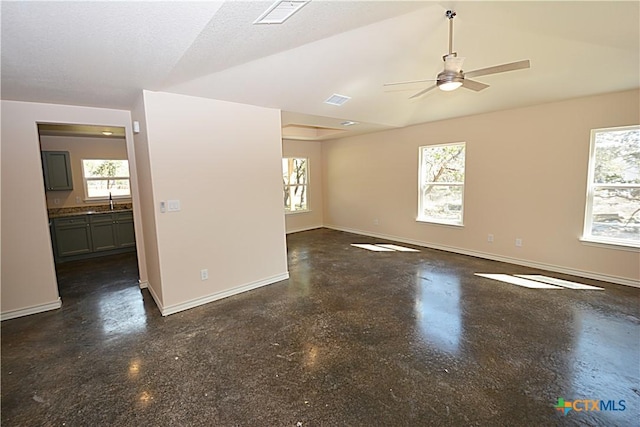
[48,203,133,219]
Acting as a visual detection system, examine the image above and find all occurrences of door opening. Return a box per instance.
[38,123,141,302]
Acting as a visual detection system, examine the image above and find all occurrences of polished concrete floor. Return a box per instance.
[2,228,639,426]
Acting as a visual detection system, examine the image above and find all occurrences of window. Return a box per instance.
[82,159,130,199]
[282,158,308,212]
[418,142,466,225]
[583,126,640,247]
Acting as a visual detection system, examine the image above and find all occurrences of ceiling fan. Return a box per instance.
[384,10,531,99]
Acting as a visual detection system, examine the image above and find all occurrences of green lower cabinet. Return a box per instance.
[55,223,92,257]
[115,216,136,248]
[53,211,136,262]
[91,222,118,251]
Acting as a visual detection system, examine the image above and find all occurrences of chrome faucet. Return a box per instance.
[109,192,114,211]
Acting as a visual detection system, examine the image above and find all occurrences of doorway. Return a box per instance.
[38,123,141,301]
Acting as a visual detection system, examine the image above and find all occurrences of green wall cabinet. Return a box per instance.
[52,211,136,262]
[42,151,73,191]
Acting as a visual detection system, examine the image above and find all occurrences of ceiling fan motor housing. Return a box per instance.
[437,70,463,87]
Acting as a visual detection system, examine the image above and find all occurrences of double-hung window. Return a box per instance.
[82,159,131,199]
[583,126,639,247]
[283,157,308,212]
[418,142,466,225]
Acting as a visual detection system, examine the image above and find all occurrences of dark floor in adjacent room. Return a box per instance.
[2,228,639,426]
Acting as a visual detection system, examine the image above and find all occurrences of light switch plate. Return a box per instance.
[168,200,181,212]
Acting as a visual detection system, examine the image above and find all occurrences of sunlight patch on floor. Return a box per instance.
[474,273,563,289]
[351,243,420,252]
[351,244,395,251]
[475,273,605,290]
[376,244,420,252]
[516,275,604,290]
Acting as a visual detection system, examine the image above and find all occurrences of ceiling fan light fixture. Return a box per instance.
[437,71,463,91]
[439,81,463,91]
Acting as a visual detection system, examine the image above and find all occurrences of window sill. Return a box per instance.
[285,209,312,216]
[579,237,639,252]
[416,218,464,228]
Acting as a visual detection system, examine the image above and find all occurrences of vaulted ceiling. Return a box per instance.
[2,1,639,139]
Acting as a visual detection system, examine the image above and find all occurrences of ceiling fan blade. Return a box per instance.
[464,59,530,79]
[384,78,436,87]
[409,84,438,99]
[462,79,489,91]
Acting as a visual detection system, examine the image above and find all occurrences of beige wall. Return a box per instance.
[1,100,147,319]
[136,91,288,314]
[40,135,131,209]
[323,89,640,286]
[131,95,163,303]
[282,139,324,233]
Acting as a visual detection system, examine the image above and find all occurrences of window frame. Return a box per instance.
[581,125,640,248]
[282,157,310,214]
[417,142,466,226]
[81,159,131,201]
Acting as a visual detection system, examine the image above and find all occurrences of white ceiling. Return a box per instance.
[2,1,639,140]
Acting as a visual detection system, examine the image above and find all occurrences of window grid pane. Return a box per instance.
[421,185,463,223]
[83,159,130,178]
[86,178,131,198]
[589,187,640,241]
[286,185,308,212]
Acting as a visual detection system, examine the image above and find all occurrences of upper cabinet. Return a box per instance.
[41,151,73,191]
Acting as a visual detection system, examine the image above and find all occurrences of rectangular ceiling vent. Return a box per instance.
[254,1,310,25]
[324,93,351,106]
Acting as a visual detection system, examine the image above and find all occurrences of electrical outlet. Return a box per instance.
[373,218,379,225]
[76,196,82,204]
[54,198,60,205]
[515,238,523,247]
[488,234,494,243]
[200,269,208,281]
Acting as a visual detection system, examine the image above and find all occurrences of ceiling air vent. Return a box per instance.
[324,94,351,106]
[254,1,310,25]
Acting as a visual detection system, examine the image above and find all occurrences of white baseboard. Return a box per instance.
[286,225,323,234]
[158,272,290,316]
[138,279,149,289]
[325,224,640,288]
[144,281,164,314]
[1,298,62,321]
